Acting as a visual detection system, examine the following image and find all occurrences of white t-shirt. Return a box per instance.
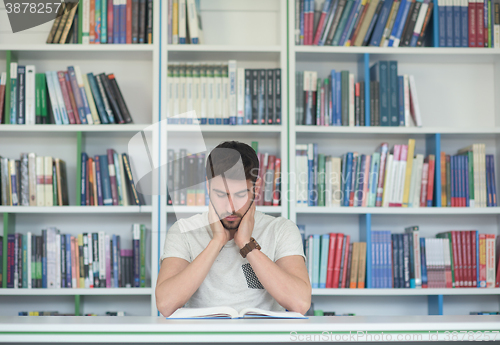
[160,210,306,312]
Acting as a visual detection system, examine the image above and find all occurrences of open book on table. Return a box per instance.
[167,307,308,319]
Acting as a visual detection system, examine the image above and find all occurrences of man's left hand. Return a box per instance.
[234,201,256,249]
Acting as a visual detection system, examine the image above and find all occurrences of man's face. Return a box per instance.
[207,176,256,230]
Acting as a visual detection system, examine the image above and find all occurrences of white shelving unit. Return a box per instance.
[288,0,500,316]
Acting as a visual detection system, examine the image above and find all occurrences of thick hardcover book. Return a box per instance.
[99,73,125,124]
[122,153,142,205]
[94,73,115,123]
[87,73,109,124]
[108,74,133,123]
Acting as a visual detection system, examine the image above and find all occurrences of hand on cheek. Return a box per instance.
[234,200,256,249]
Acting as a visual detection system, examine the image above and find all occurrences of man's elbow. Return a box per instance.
[155,291,179,317]
[289,293,311,315]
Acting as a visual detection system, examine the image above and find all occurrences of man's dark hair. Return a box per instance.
[206,141,259,183]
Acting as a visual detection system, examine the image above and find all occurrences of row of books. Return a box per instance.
[372,228,500,288]
[167,143,281,206]
[167,62,282,126]
[0,225,149,289]
[470,311,500,315]
[295,140,497,208]
[295,0,433,47]
[46,0,153,44]
[305,231,368,288]
[296,64,422,127]
[18,311,126,316]
[0,154,69,207]
[0,64,133,125]
[167,0,204,44]
[440,145,497,208]
[81,150,144,206]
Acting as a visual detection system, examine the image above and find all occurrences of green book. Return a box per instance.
[314,309,324,316]
[318,154,325,206]
[140,224,146,288]
[436,232,455,288]
[316,78,322,125]
[332,0,355,46]
[101,0,107,43]
[251,141,258,153]
[35,74,41,117]
[39,73,48,123]
[457,151,474,206]
[9,62,18,125]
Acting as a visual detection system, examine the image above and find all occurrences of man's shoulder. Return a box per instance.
[171,211,210,235]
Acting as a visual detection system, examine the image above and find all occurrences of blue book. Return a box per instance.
[300,0,305,45]
[66,234,72,288]
[60,235,66,288]
[113,2,119,43]
[397,234,404,288]
[339,0,363,46]
[81,152,88,206]
[487,155,493,207]
[87,73,109,124]
[461,0,468,46]
[244,70,252,125]
[370,61,389,126]
[99,155,113,206]
[388,61,399,126]
[453,0,461,46]
[319,234,330,288]
[398,76,405,126]
[42,230,47,288]
[403,233,410,288]
[420,238,428,287]
[356,155,366,206]
[438,0,447,46]
[445,0,454,46]
[312,235,321,288]
[370,0,394,46]
[92,233,100,287]
[459,155,464,206]
[307,144,314,206]
[387,231,393,288]
[120,1,126,43]
[490,155,497,206]
[368,153,380,207]
[388,0,410,46]
[343,152,353,206]
[464,155,470,206]
[112,234,119,288]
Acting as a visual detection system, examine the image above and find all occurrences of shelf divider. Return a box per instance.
[428,295,444,315]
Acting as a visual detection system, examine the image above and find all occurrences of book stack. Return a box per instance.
[371,227,500,289]
[295,0,434,47]
[303,229,367,288]
[440,144,497,207]
[296,61,422,127]
[167,62,281,126]
[167,0,204,44]
[46,0,153,44]
[80,150,144,206]
[167,142,281,207]
[1,64,133,125]
[0,154,68,207]
[1,224,149,289]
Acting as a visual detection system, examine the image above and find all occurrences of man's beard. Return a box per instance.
[221,217,242,230]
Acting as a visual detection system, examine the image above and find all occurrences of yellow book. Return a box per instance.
[402,139,415,207]
[357,242,367,288]
[78,234,85,289]
[441,151,447,206]
[349,242,359,288]
[173,0,179,44]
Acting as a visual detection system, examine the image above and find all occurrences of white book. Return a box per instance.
[214,64,223,122]
[172,63,180,119]
[222,64,230,124]
[27,232,32,289]
[236,67,245,125]
[408,75,422,127]
[25,65,36,125]
[87,233,94,288]
[82,0,90,44]
[50,71,70,125]
[186,0,199,43]
[74,66,93,124]
[413,2,429,39]
[35,156,45,206]
[44,156,53,207]
[407,155,419,207]
[307,236,314,283]
[186,63,194,118]
[168,307,306,319]
[331,157,342,207]
[47,228,57,288]
[207,66,215,123]
[44,71,62,125]
[179,64,187,116]
[389,152,401,206]
[382,154,394,207]
[349,73,355,126]
[200,64,208,122]
[412,154,424,208]
[495,0,500,48]
[228,60,237,124]
[325,157,332,207]
[99,231,106,284]
[178,0,187,44]
[192,63,201,124]
[55,233,61,289]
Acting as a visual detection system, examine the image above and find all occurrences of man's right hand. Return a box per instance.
[208,200,230,247]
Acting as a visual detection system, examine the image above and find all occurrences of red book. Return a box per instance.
[468,0,477,47]
[455,230,464,287]
[426,155,436,207]
[64,72,80,124]
[0,75,6,123]
[90,0,96,44]
[479,233,486,287]
[88,158,94,206]
[332,233,344,288]
[325,233,337,288]
[341,235,350,288]
[464,230,472,287]
[264,155,275,206]
[471,230,477,287]
[304,4,310,45]
[57,71,76,124]
[108,0,114,43]
[107,149,119,206]
[312,4,328,45]
[477,0,485,47]
[126,0,133,43]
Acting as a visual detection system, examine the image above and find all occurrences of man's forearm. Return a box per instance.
[245,249,311,314]
[156,240,224,316]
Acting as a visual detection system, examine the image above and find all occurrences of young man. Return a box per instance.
[156,141,311,317]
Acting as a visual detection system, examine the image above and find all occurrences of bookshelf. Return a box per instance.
[1,0,499,318]
[288,0,500,316]
[0,0,161,317]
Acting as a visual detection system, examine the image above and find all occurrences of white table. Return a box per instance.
[0,315,499,343]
